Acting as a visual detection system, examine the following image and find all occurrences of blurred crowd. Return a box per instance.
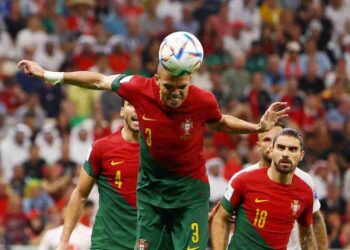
[0,0,350,248]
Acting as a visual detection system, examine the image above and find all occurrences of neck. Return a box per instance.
[121,126,138,143]
[259,159,270,168]
[267,164,294,185]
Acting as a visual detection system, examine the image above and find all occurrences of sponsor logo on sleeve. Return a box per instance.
[224,186,234,200]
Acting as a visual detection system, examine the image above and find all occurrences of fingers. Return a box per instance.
[270,102,289,111]
[276,107,290,115]
[17,59,29,69]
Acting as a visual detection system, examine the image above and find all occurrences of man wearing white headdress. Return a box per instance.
[69,121,93,165]
[0,124,31,180]
[35,123,62,164]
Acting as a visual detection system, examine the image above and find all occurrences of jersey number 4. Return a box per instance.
[253,209,268,228]
[115,170,123,188]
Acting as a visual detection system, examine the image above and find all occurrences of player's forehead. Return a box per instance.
[159,71,191,85]
[274,135,301,148]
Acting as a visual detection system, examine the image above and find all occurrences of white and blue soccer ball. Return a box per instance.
[159,31,204,76]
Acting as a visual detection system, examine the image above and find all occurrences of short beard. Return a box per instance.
[274,160,297,174]
[126,119,139,133]
[262,154,272,164]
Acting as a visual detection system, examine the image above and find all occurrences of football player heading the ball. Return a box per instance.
[18,31,289,250]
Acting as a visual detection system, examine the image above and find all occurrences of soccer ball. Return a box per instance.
[159,31,204,77]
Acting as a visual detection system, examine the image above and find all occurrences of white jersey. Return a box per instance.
[38,223,92,250]
[235,163,321,250]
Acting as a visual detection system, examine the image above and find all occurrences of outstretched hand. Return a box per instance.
[259,102,290,132]
[17,60,45,79]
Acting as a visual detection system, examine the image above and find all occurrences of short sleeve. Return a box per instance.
[111,74,143,104]
[221,174,244,213]
[297,193,314,227]
[205,92,222,123]
[83,142,102,178]
[312,186,321,213]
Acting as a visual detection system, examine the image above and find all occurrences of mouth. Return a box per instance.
[130,116,139,126]
[279,159,292,167]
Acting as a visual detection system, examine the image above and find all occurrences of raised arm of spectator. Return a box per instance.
[207,102,290,133]
[57,168,95,250]
[17,60,117,91]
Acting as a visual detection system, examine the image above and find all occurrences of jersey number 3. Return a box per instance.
[145,128,152,147]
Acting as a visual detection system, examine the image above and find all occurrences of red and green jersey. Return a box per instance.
[112,75,222,208]
[222,168,314,250]
[84,130,139,250]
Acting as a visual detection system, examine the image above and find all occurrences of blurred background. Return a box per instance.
[0,0,349,249]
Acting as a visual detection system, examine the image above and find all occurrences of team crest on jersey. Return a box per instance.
[290,200,301,217]
[181,119,193,140]
[137,239,148,250]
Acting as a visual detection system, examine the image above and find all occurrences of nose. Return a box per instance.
[171,89,181,96]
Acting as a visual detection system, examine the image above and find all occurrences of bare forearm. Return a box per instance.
[208,115,260,134]
[300,226,317,250]
[63,71,110,90]
[211,217,230,250]
[60,189,88,243]
[313,212,328,250]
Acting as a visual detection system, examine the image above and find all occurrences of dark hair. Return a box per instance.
[272,128,304,151]
[275,119,287,129]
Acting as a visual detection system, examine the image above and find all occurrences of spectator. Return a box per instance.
[320,183,346,215]
[4,194,28,244]
[299,38,332,77]
[298,59,325,95]
[0,124,31,181]
[23,144,46,180]
[16,15,47,59]
[228,0,261,41]
[35,124,62,165]
[22,179,55,217]
[139,0,163,38]
[280,41,302,79]
[223,21,250,59]
[246,40,268,73]
[206,157,227,205]
[3,0,25,41]
[100,0,127,36]
[33,36,65,72]
[69,122,93,165]
[260,0,281,27]
[221,56,250,101]
[56,143,77,177]
[10,165,28,197]
[175,5,200,36]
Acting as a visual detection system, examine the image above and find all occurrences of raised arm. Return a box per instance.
[211,205,232,250]
[312,210,328,250]
[207,102,290,134]
[17,60,117,90]
[57,168,95,250]
[299,224,317,250]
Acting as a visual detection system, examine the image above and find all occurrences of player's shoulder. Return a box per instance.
[93,130,122,149]
[228,164,264,184]
[294,167,315,189]
[118,74,153,86]
[190,84,217,103]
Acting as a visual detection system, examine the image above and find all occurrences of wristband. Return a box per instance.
[43,71,64,85]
